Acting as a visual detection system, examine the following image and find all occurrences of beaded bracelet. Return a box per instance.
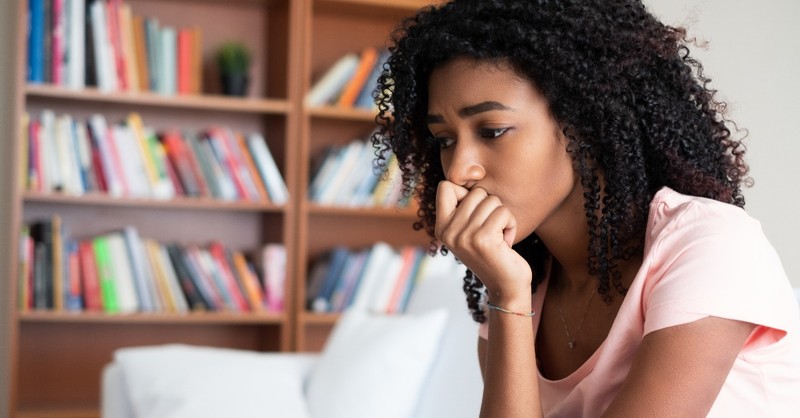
[486,300,536,317]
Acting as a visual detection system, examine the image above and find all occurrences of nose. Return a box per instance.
[443,142,486,189]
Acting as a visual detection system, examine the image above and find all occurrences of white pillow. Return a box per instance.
[114,344,313,418]
[306,308,449,418]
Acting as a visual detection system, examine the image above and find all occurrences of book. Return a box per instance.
[165,243,210,310]
[348,242,397,312]
[121,226,156,312]
[231,251,265,311]
[246,133,289,204]
[355,48,390,110]
[28,0,45,83]
[51,214,64,311]
[132,15,149,91]
[262,243,287,312]
[77,239,103,311]
[177,28,193,94]
[105,232,139,313]
[92,234,119,313]
[330,248,369,312]
[209,242,250,311]
[310,246,350,312]
[89,0,116,91]
[336,46,379,107]
[159,26,177,95]
[306,53,360,106]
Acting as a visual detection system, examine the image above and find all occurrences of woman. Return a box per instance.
[372,0,800,416]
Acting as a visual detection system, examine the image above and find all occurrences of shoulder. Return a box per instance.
[646,187,761,247]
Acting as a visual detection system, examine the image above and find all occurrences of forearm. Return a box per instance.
[480,297,543,418]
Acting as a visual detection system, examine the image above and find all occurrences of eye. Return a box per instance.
[427,135,456,150]
[478,127,510,139]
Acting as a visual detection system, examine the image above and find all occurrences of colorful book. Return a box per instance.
[306,53,360,106]
[246,133,289,204]
[336,46,379,107]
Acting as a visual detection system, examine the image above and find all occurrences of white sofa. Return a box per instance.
[101,257,484,418]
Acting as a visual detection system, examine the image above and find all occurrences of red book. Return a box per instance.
[206,128,250,200]
[162,131,204,197]
[177,29,193,95]
[78,240,103,311]
[106,0,128,90]
[51,0,64,85]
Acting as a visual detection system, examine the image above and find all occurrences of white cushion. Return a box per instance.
[306,308,449,418]
[114,344,314,418]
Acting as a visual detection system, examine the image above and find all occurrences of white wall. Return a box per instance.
[644,0,800,286]
[0,0,16,415]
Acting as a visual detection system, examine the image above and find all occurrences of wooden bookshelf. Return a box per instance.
[294,0,432,352]
[7,0,432,415]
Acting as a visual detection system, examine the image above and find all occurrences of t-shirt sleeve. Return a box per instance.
[642,198,797,344]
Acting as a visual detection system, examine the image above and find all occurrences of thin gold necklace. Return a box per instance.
[557,287,597,349]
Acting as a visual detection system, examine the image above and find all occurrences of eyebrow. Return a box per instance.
[427,101,514,124]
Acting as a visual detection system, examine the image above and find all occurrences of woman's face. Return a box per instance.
[426,57,581,243]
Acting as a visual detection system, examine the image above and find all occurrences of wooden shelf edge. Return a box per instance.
[315,0,432,12]
[23,191,288,212]
[300,311,340,325]
[307,105,378,121]
[307,202,417,218]
[18,310,287,325]
[16,405,98,418]
[25,84,291,114]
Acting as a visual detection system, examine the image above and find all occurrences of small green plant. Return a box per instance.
[216,42,251,75]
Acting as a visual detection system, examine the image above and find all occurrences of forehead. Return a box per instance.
[427,57,542,113]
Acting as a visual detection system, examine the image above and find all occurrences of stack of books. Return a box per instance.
[27,0,203,95]
[21,110,289,204]
[306,47,391,110]
[18,217,286,314]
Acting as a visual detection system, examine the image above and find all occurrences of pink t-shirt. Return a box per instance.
[479,187,800,417]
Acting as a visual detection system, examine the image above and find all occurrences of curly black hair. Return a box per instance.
[372,0,749,323]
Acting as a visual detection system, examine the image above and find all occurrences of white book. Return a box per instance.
[247,133,289,204]
[88,114,124,197]
[308,146,342,201]
[318,140,364,204]
[368,247,405,313]
[349,242,397,312]
[334,140,375,205]
[121,226,155,312]
[105,233,139,313]
[67,0,85,89]
[111,125,149,198]
[89,0,116,92]
[306,53,360,106]
[159,27,176,95]
[58,115,84,195]
[39,110,59,192]
[263,243,287,312]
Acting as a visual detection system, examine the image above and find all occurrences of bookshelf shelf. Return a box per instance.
[307,202,417,218]
[300,311,340,324]
[308,105,377,121]
[316,0,430,13]
[23,191,287,213]
[18,310,286,325]
[25,84,291,114]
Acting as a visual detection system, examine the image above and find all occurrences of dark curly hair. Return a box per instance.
[372,0,750,323]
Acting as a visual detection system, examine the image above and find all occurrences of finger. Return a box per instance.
[435,181,469,238]
[480,206,517,248]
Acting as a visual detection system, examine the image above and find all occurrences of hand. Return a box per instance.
[434,181,532,305]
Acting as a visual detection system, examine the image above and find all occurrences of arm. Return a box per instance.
[603,316,755,417]
[435,182,542,417]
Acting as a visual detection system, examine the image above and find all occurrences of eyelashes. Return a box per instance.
[427,127,512,150]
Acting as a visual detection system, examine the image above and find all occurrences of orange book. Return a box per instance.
[132,15,149,91]
[191,27,203,94]
[231,251,265,311]
[177,29,193,95]
[336,46,378,107]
